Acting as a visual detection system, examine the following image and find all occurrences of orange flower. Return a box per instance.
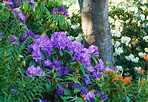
[76,68,80,74]
[139,69,145,75]
[106,69,116,76]
[121,77,131,84]
[56,54,59,60]
[139,80,145,85]
[144,55,148,61]
[112,75,122,82]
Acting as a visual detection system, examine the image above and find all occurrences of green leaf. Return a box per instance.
[23,0,28,12]
[0,7,10,21]
[80,64,85,75]
[45,83,51,93]
[74,87,81,94]
[57,84,71,96]
[67,77,81,85]
[59,50,63,56]
[59,16,64,26]
[75,98,83,102]
[29,60,36,67]
[60,95,68,102]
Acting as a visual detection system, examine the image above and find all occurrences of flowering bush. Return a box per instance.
[0,0,148,102]
[108,0,148,78]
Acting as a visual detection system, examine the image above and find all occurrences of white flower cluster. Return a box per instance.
[68,34,83,43]
[134,67,141,73]
[114,47,123,56]
[125,54,139,63]
[71,23,80,30]
[121,36,131,46]
[138,52,146,58]
[114,41,120,48]
[68,3,80,17]
[143,36,148,42]
[116,66,123,71]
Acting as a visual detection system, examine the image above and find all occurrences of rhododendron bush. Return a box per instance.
[0,0,147,102]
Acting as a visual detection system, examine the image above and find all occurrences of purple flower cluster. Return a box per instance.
[97,91,108,100]
[2,0,14,9]
[51,32,72,50]
[10,89,18,94]
[72,83,80,88]
[6,35,19,46]
[80,86,87,95]
[29,32,103,80]
[84,92,95,102]
[0,32,2,39]
[29,35,53,62]
[52,6,68,16]
[26,65,44,77]
[13,8,26,23]
[39,98,48,102]
[56,83,68,96]
[57,66,69,76]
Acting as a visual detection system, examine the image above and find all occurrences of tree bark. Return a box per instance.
[78,0,115,69]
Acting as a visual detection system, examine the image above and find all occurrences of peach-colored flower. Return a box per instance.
[106,69,116,76]
[139,69,145,75]
[121,77,131,84]
[144,55,148,61]
[139,80,145,85]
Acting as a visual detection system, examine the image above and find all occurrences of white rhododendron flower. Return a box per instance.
[143,36,148,42]
[121,36,131,46]
[138,52,146,58]
[134,67,141,73]
[116,66,123,71]
[71,23,80,29]
[140,14,145,21]
[114,47,123,56]
[75,34,83,42]
[124,72,130,76]
[141,0,147,4]
[68,3,80,17]
[68,36,75,41]
[67,19,71,25]
[111,28,121,37]
[128,6,138,13]
[125,54,139,63]
[114,41,120,48]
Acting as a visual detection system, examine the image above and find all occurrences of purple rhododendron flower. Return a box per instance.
[29,35,53,62]
[57,66,69,76]
[19,13,26,23]
[2,0,14,9]
[28,0,36,5]
[88,45,99,57]
[50,60,61,70]
[94,59,105,71]
[84,92,95,102]
[72,83,80,88]
[26,66,44,77]
[11,89,18,94]
[94,71,102,80]
[0,32,2,39]
[39,98,48,102]
[59,6,68,16]
[97,91,108,100]
[15,0,23,5]
[6,35,19,46]
[56,83,66,96]
[52,8,58,15]
[51,32,72,50]
[80,86,87,95]
[42,59,52,66]
[13,8,26,23]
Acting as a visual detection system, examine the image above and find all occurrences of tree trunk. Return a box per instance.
[78,0,115,69]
